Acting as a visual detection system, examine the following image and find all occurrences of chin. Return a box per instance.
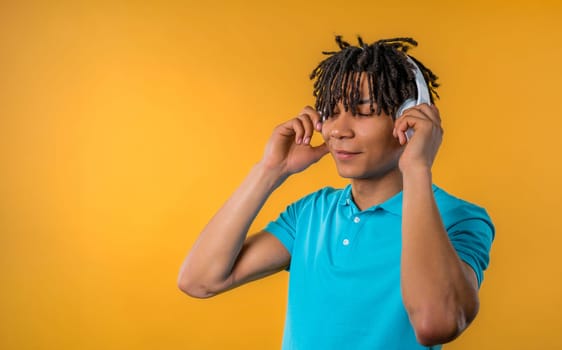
[335,167,368,179]
[335,164,399,180]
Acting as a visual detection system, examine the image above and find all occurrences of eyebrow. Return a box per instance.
[358,99,372,105]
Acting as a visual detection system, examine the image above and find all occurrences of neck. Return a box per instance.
[350,168,403,211]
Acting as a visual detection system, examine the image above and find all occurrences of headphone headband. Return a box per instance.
[395,56,431,119]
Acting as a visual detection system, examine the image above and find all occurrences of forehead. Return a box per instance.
[358,73,373,96]
[330,73,379,111]
[336,71,375,96]
[316,70,384,118]
[338,72,376,101]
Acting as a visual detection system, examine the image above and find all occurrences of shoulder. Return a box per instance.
[265,186,347,235]
[433,185,495,233]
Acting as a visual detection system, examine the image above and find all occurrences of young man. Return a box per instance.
[178,36,495,349]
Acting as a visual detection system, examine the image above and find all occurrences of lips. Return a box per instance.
[334,149,361,160]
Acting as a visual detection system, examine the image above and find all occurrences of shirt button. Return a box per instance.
[353,216,360,223]
[342,239,350,246]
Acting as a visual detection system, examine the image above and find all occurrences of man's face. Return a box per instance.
[320,74,403,179]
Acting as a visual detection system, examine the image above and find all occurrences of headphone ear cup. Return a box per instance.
[396,98,416,141]
[395,57,430,142]
[395,98,416,119]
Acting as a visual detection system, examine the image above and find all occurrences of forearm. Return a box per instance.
[177,163,285,296]
[400,168,478,345]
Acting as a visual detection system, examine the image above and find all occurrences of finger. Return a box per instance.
[393,117,403,144]
[291,118,305,144]
[296,113,315,144]
[303,106,323,131]
[415,103,441,125]
[403,103,441,127]
[397,123,406,145]
[395,115,419,132]
[394,115,424,145]
[395,108,429,134]
[399,106,428,121]
[402,105,444,137]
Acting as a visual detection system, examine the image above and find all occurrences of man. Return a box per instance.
[177,36,494,349]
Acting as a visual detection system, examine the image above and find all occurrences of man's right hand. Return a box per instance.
[179,107,327,298]
[260,106,329,177]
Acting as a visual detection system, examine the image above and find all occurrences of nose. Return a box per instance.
[325,111,355,140]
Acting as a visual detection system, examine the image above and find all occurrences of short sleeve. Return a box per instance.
[264,202,299,255]
[445,206,495,288]
[264,188,331,257]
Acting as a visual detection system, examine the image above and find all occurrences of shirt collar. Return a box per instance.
[338,184,354,207]
[338,184,438,216]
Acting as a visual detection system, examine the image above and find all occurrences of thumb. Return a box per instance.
[310,143,329,162]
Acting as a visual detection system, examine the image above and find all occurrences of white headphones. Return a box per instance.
[395,56,431,139]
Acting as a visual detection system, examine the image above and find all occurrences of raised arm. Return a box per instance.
[394,104,480,346]
[177,107,328,298]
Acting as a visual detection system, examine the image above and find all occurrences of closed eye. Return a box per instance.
[357,112,375,117]
[357,107,376,117]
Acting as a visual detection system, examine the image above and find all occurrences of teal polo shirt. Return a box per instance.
[265,184,495,350]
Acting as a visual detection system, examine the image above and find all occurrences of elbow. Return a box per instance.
[412,313,461,346]
[177,272,219,299]
[408,288,480,346]
[177,280,216,299]
[411,305,478,346]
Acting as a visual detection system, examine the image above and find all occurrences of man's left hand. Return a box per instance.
[393,103,443,173]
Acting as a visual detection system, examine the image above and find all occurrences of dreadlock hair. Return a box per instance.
[310,36,439,120]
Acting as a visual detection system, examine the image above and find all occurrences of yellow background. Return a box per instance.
[1,0,561,349]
